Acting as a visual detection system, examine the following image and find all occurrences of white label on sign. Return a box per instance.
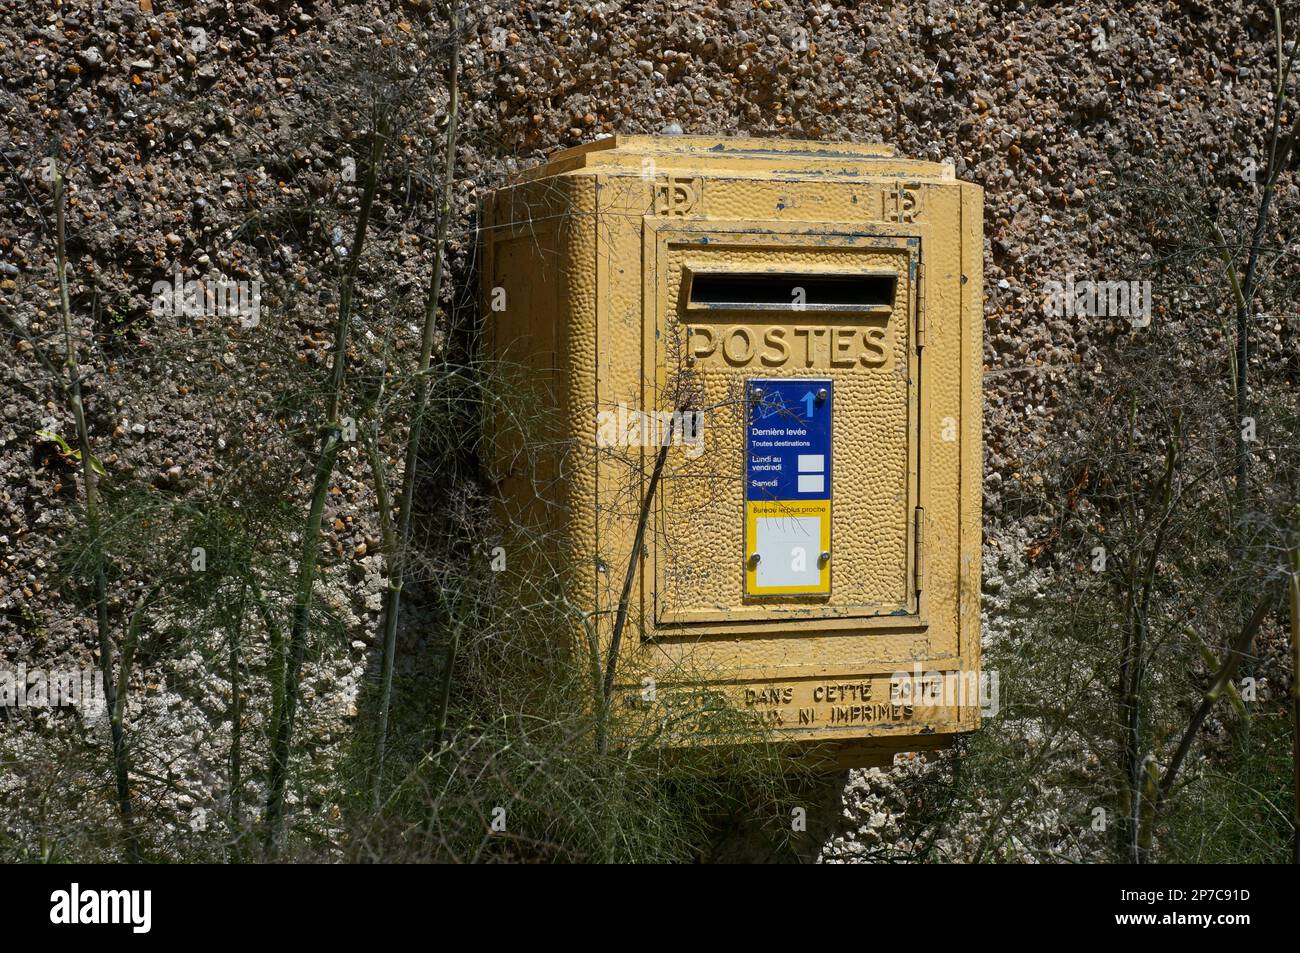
[797,454,824,473]
[755,516,822,588]
[797,474,825,493]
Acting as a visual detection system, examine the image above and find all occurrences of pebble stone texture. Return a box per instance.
[1,0,1296,860]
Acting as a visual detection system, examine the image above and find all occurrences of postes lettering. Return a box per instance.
[687,325,889,369]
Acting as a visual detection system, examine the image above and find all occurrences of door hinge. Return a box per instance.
[915,261,926,350]
[913,505,925,597]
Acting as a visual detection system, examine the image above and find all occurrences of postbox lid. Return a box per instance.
[517,134,956,183]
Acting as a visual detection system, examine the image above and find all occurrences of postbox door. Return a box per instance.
[640,220,923,632]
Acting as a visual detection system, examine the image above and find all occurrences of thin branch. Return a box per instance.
[598,413,680,755]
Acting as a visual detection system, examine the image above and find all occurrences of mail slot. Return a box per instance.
[482,136,984,767]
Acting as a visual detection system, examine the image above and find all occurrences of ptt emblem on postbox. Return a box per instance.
[745,378,832,597]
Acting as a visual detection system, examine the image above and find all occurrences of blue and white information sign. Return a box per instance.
[745,378,833,596]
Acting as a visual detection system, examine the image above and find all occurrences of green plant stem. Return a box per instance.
[54,160,139,863]
[249,574,285,739]
[1288,508,1300,864]
[229,581,248,829]
[1154,584,1280,819]
[264,109,389,852]
[1234,9,1299,536]
[372,5,463,805]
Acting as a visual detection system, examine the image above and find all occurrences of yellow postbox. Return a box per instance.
[482,136,983,767]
